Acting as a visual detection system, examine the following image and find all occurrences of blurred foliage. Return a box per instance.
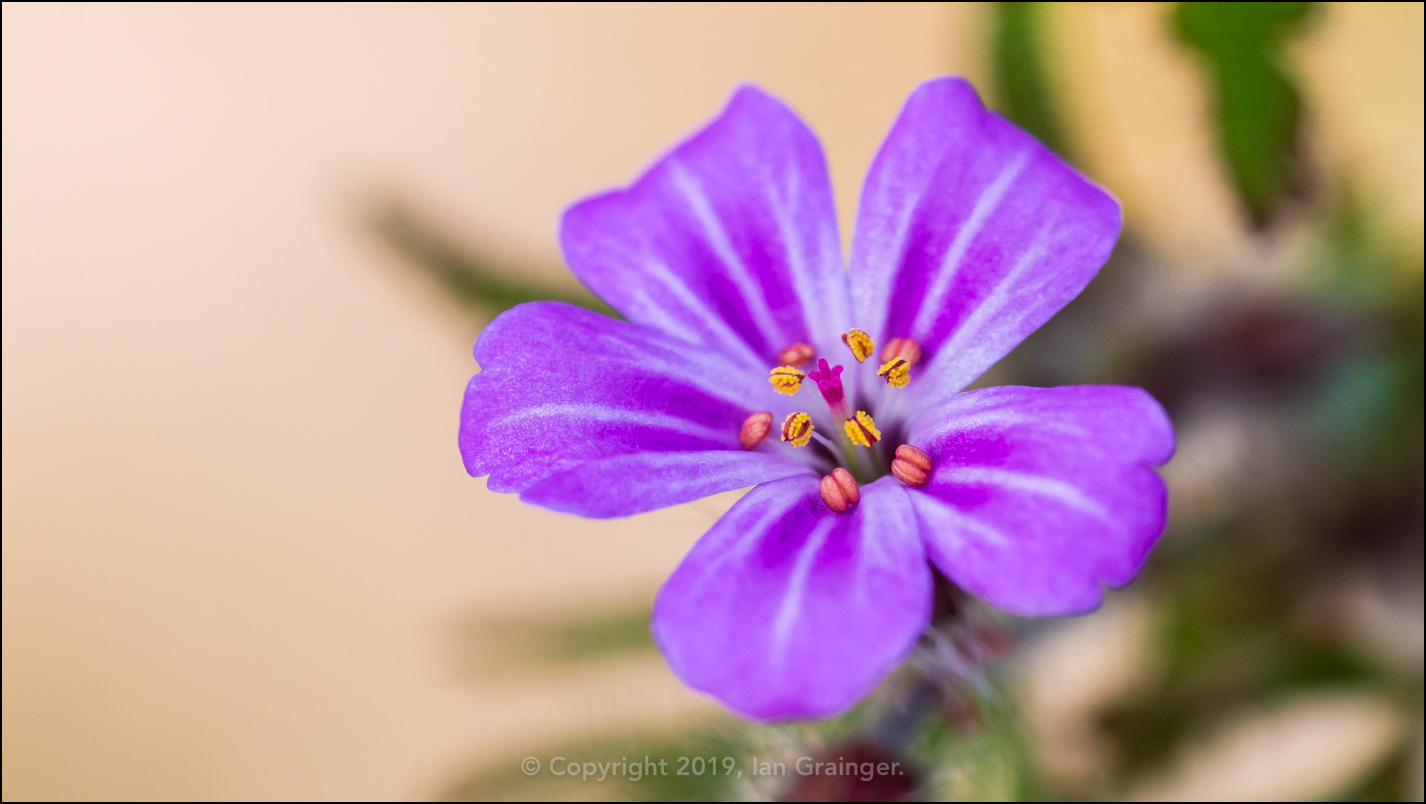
[446,724,747,801]
[1174,2,1316,226]
[990,2,1068,158]
[1003,184,1424,799]
[372,202,617,320]
[446,663,1033,801]
[454,603,656,678]
[1301,190,1425,481]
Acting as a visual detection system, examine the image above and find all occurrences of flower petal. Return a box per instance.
[906,385,1173,616]
[652,476,931,720]
[520,451,811,519]
[561,85,851,372]
[850,77,1121,406]
[461,302,809,514]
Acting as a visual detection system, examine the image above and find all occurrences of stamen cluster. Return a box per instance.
[750,330,932,511]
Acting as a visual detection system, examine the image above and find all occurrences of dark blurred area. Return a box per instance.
[996,194,1424,801]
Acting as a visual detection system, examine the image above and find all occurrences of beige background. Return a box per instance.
[3,3,1420,799]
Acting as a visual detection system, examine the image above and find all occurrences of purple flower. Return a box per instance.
[459,78,1174,721]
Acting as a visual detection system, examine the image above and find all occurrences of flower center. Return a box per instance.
[750,332,920,477]
[739,331,935,512]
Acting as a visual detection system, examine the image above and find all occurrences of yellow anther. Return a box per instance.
[769,365,805,395]
[780,412,814,447]
[841,329,875,363]
[843,410,882,447]
[877,357,910,388]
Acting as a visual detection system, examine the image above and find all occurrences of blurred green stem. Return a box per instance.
[372,203,617,320]
[1174,2,1315,226]
[991,2,1069,159]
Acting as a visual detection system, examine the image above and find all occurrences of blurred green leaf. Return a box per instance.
[443,667,1034,801]
[443,723,750,801]
[1174,2,1315,226]
[1306,190,1425,469]
[990,2,1069,158]
[372,203,618,320]
[454,603,657,678]
[1313,187,1426,304]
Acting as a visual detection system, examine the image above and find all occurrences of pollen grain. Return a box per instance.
[780,412,814,447]
[843,411,882,447]
[841,329,875,363]
[877,357,911,388]
[769,365,805,395]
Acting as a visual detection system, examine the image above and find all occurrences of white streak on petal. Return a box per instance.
[771,517,835,671]
[909,151,1031,337]
[942,466,1116,527]
[492,403,732,445]
[669,163,789,349]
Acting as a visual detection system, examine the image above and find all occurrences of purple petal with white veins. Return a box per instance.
[653,476,931,720]
[906,385,1174,616]
[460,302,809,515]
[521,451,813,519]
[850,77,1120,408]
[562,85,851,371]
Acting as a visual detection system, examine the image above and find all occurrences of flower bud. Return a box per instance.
[890,444,933,488]
[777,342,816,367]
[739,411,773,449]
[819,467,861,513]
[880,336,923,366]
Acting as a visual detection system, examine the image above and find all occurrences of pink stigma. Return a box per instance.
[808,358,848,418]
